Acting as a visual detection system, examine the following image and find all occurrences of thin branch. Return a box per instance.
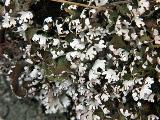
[50,0,99,9]
[109,0,131,6]
[50,0,131,10]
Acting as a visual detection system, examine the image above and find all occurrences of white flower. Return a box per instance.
[68,5,77,10]
[94,40,106,52]
[153,29,159,36]
[76,104,84,111]
[57,50,64,56]
[66,51,85,61]
[131,113,138,119]
[153,29,160,44]
[132,92,139,101]
[30,66,39,78]
[102,69,119,83]
[44,96,64,114]
[147,114,159,120]
[131,33,138,40]
[136,77,154,101]
[25,58,33,64]
[19,11,33,23]
[148,94,155,102]
[145,77,154,85]
[22,23,28,30]
[89,59,106,80]
[142,61,148,69]
[89,9,96,18]
[88,100,98,110]
[93,115,100,120]
[147,55,153,63]
[118,49,129,61]
[109,45,115,52]
[101,93,110,102]
[85,46,97,60]
[44,17,53,23]
[115,18,131,40]
[52,38,60,46]
[85,18,90,27]
[94,94,102,104]
[50,50,58,59]
[120,66,127,77]
[123,80,134,91]
[69,19,82,33]
[105,12,113,28]
[92,59,106,72]
[156,0,160,2]
[134,17,145,28]
[88,70,99,81]
[60,96,70,108]
[154,35,160,44]
[95,0,108,6]
[127,4,132,11]
[134,0,150,15]
[56,21,63,34]
[109,46,129,61]
[137,102,141,107]
[120,109,131,117]
[43,24,49,31]
[5,0,10,6]
[80,9,87,18]
[2,13,16,28]
[80,110,93,120]
[78,63,87,76]
[70,39,85,50]
[102,107,110,114]
[32,34,48,49]
[138,0,150,10]
[25,45,31,56]
[157,57,160,65]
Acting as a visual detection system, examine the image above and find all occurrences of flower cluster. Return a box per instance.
[0,0,160,119]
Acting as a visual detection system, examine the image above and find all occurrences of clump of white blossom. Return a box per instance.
[1,0,160,119]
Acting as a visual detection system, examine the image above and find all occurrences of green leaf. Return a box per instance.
[117,5,130,16]
[109,11,119,23]
[110,35,126,49]
[139,33,150,42]
[152,45,160,48]
[64,8,76,16]
[25,27,40,41]
[65,32,76,42]
[107,11,119,31]
[123,73,133,80]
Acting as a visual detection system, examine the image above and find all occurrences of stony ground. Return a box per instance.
[0,74,67,120]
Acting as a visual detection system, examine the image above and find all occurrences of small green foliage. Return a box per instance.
[107,11,118,30]
[65,33,77,42]
[117,4,130,16]
[64,8,76,16]
[2,0,160,119]
[123,73,133,80]
[43,56,71,82]
[152,45,160,48]
[110,35,126,49]
[139,33,151,42]
[25,27,40,41]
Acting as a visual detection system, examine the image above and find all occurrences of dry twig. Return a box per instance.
[50,0,99,9]
[50,0,131,10]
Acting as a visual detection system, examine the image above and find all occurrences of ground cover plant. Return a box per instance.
[0,0,160,119]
